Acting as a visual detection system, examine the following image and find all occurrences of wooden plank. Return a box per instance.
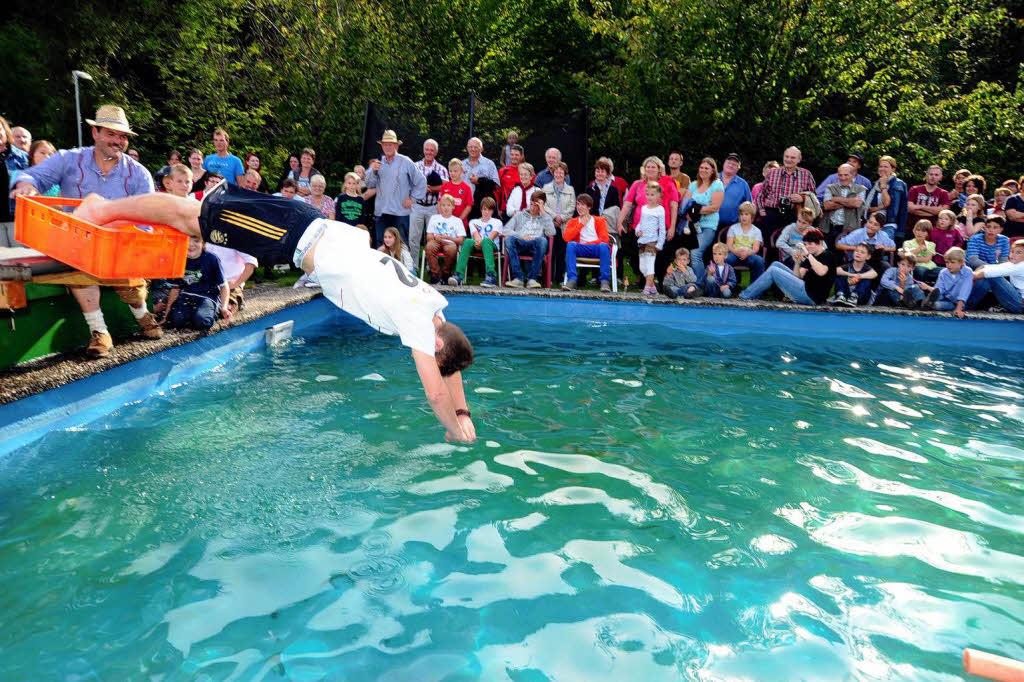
[29,271,146,287]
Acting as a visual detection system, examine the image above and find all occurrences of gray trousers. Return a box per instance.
[409,204,438,270]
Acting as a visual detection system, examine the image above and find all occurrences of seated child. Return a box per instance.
[378,226,416,271]
[903,219,938,283]
[704,242,737,298]
[167,164,194,199]
[967,238,1024,313]
[205,243,257,314]
[725,201,765,281]
[663,247,700,299]
[777,207,815,265]
[830,242,877,306]
[161,235,230,330]
[965,215,1011,270]
[425,194,467,283]
[918,247,972,318]
[837,212,896,271]
[561,193,612,292]
[930,209,965,268]
[875,252,925,308]
[451,197,503,287]
[334,172,367,230]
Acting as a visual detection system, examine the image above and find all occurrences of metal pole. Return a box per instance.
[74,74,83,149]
[360,100,372,165]
[468,91,476,140]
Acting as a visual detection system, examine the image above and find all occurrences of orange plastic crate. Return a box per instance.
[14,195,188,279]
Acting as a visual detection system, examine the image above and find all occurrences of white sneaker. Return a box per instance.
[507,278,524,288]
[526,279,542,289]
[830,293,846,306]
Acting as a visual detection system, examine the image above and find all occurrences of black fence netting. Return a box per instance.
[360,97,473,171]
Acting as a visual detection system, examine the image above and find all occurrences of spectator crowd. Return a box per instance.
[3,105,1023,360]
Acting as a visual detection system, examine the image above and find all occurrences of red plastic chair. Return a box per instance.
[503,235,554,288]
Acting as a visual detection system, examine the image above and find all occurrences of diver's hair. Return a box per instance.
[436,322,474,377]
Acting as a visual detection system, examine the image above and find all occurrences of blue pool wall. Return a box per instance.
[1,295,1021,458]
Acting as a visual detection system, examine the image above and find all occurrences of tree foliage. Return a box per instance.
[4,0,1021,187]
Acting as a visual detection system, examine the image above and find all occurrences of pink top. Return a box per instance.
[624,175,680,230]
[752,181,765,205]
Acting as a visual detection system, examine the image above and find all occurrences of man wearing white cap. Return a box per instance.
[10,105,160,358]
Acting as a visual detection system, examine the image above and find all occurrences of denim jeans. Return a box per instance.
[566,242,611,282]
[725,252,765,281]
[374,214,411,249]
[691,228,717,281]
[875,286,924,307]
[967,277,1024,313]
[167,295,218,330]
[704,281,732,298]
[506,236,548,281]
[834,275,873,301]
[913,265,940,284]
[740,261,815,305]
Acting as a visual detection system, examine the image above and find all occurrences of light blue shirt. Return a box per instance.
[462,155,500,195]
[364,153,427,217]
[717,175,752,224]
[688,179,725,229]
[14,146,154,199]
[935,265,973,303]
[838,227,895,250]
[204,153,245,186]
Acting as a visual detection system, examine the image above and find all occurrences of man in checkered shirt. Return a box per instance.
[755,146,817,242]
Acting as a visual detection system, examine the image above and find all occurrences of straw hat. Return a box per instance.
[85,105,137,136]
[378,129,402,145]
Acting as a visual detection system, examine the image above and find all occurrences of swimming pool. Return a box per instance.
[1,297,1022,680]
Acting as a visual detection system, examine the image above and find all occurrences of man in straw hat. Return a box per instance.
[364,129,427,248]
[10,105,160,358]
[72,180,478,443]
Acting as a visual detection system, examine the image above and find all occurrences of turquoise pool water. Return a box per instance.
[1,315,1022,680]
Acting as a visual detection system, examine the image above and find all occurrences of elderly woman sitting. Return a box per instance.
[303,174,335,220]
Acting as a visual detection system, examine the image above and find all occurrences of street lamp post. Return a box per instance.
[72,70,93,148]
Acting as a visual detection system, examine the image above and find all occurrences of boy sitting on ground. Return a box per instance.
[704,242,737,298]
[451,196,503,287]
[837,212,896,271]
[830,242,877,306]
[918,247,972,318]
[663,247,700,299]
[965,215,1011,270]
[725,201,765,281]
[968,238,1024,313]
[776,207,815,265]
[160,235,231,330]
[875,252,925,308]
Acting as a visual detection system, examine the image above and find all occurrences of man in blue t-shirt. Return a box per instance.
[203,128,245,186]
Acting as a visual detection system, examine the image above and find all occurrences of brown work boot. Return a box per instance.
[137,312,164,339]
[87,331,113,358]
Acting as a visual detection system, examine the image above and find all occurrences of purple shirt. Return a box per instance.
[14,146,154,199]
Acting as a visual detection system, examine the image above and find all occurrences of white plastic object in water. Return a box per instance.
[265,320,294,347]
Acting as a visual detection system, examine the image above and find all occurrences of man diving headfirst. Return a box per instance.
[73,182,477,443]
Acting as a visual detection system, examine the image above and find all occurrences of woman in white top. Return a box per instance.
[505,163,537,218]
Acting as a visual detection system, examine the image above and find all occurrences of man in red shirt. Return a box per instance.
[497,144,524,216]
[755,146,817,238]
[907,165,951,226]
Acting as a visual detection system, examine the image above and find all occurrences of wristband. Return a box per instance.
[456,408,471,419]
